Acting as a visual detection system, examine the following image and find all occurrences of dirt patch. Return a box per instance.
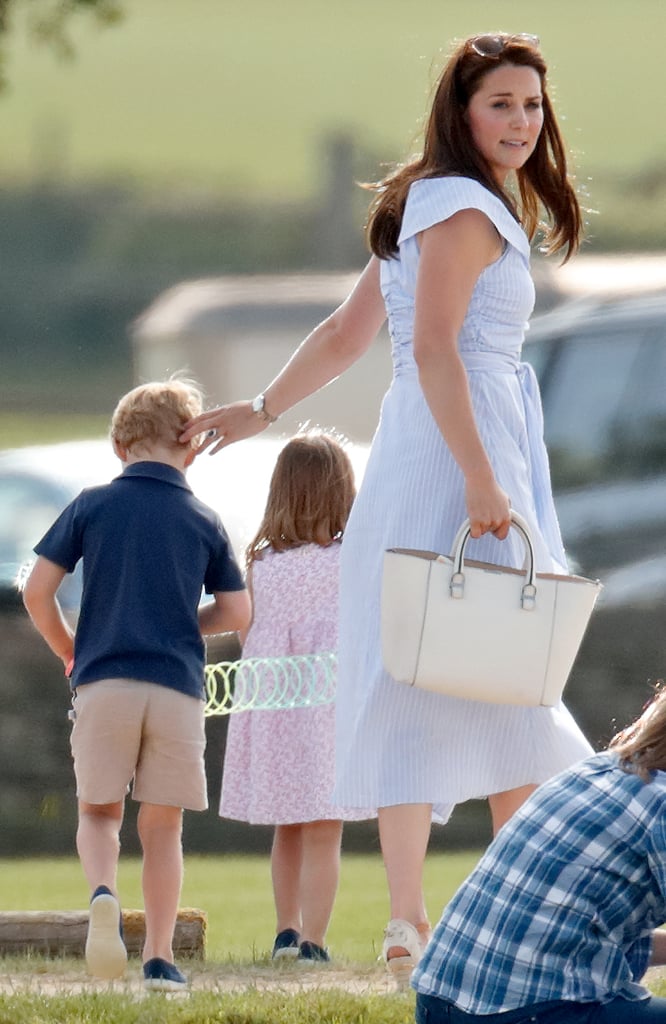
[5,961,663,1001]
[0,960,399,998]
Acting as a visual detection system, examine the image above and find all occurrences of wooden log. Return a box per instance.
[0,908,207,959]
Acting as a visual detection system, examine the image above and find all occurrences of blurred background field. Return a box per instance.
[2,0,666,416]
[3,0,665,197]
[0,414,109,449]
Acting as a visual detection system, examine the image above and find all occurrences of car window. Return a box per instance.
[540,327,647,488]
[0,475,64,586]
[522,334,554,380]
[620,330,666,474]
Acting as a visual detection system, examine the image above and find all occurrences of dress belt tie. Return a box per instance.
[460,351,566,567]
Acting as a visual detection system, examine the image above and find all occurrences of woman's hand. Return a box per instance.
[179,258,386,459]
[464,474,511,540]
[180,400,267,456]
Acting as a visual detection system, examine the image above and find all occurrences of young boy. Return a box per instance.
[22,379,251,990]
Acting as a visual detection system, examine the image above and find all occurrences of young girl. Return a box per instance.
[219,431,371,963]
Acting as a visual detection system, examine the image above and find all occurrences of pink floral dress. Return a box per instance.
[219,542,373,824]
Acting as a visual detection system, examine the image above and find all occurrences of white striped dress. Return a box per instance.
[332,177,592,823]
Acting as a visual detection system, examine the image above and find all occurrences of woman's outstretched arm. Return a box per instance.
[180,257,386,455]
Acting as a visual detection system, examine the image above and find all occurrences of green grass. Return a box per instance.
[0,852,473,1022]
[0,414,109,450]
[1,854,665,1022]
[0,852,481,962]
[0,989,416,1024]
[2,0,665,198]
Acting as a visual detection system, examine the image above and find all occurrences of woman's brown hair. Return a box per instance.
[245,431,356,569]
[609,685,666,782]
[366,33,582,263]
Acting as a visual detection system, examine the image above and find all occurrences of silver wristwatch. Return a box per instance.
[251,393,278,423]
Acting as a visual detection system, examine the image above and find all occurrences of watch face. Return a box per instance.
[251,393,275,422]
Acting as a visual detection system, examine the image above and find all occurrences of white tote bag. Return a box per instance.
[381,512,602,706]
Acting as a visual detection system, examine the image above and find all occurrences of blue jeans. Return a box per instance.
[415,993,666,1023]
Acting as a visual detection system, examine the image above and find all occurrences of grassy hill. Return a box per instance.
[1,0,665,414]
[2,0,665,198]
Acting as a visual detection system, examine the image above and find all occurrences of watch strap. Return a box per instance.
[252,393,278,423]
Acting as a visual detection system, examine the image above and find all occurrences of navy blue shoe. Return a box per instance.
[272,928,300,960]
[143,957,188,991]
[298,940,330,964]
[85,885,127,980]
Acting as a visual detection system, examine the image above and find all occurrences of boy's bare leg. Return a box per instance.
[299,819,343,948]
[77,799,127,979]
[138,802,184,963]
[76,799,124,893]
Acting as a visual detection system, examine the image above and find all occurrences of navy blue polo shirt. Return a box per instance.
[34,461,245,699]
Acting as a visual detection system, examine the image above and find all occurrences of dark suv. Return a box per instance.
[524,292,666,740]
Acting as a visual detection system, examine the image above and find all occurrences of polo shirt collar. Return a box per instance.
[117,461,192,492]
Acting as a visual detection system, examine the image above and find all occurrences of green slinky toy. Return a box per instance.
[204,652,337,716]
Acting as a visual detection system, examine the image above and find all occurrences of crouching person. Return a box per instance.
[413,686,666,1023]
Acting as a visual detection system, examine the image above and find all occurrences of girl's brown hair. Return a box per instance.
[366,34,582,263]
[246,431,356,569]
[609,685,666,781]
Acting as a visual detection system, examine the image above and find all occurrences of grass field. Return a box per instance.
[0,414,109,450]
[0,852,476,1022]
[0,852,481,962]
[2,1,665,198]
[1,854,666,1023]
[0,989,417,1024]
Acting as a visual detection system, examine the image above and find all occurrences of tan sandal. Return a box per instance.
[382,918,431,990]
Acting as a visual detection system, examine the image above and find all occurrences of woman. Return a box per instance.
[413,688,666,1022]
[181,32,592,986]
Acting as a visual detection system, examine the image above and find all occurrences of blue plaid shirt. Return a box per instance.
[413,752,666,1012]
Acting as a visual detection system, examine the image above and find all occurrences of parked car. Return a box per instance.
[523,292,666,740]
[524,292,666,576]
[0,434,368,643]
[0,440,118,612]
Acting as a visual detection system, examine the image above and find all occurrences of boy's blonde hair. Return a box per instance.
[609,684,666,781]
[111,378,204,453]
[246,431,356,568]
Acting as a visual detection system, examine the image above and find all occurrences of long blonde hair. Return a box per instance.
[609,685,666,781]
[246,431,356,570]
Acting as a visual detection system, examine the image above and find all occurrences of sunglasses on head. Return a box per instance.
[470,33,540,57]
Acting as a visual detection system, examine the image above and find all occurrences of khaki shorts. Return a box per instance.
[70,678,208,811]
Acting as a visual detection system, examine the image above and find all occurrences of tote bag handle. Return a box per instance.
[449,511,537,611]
